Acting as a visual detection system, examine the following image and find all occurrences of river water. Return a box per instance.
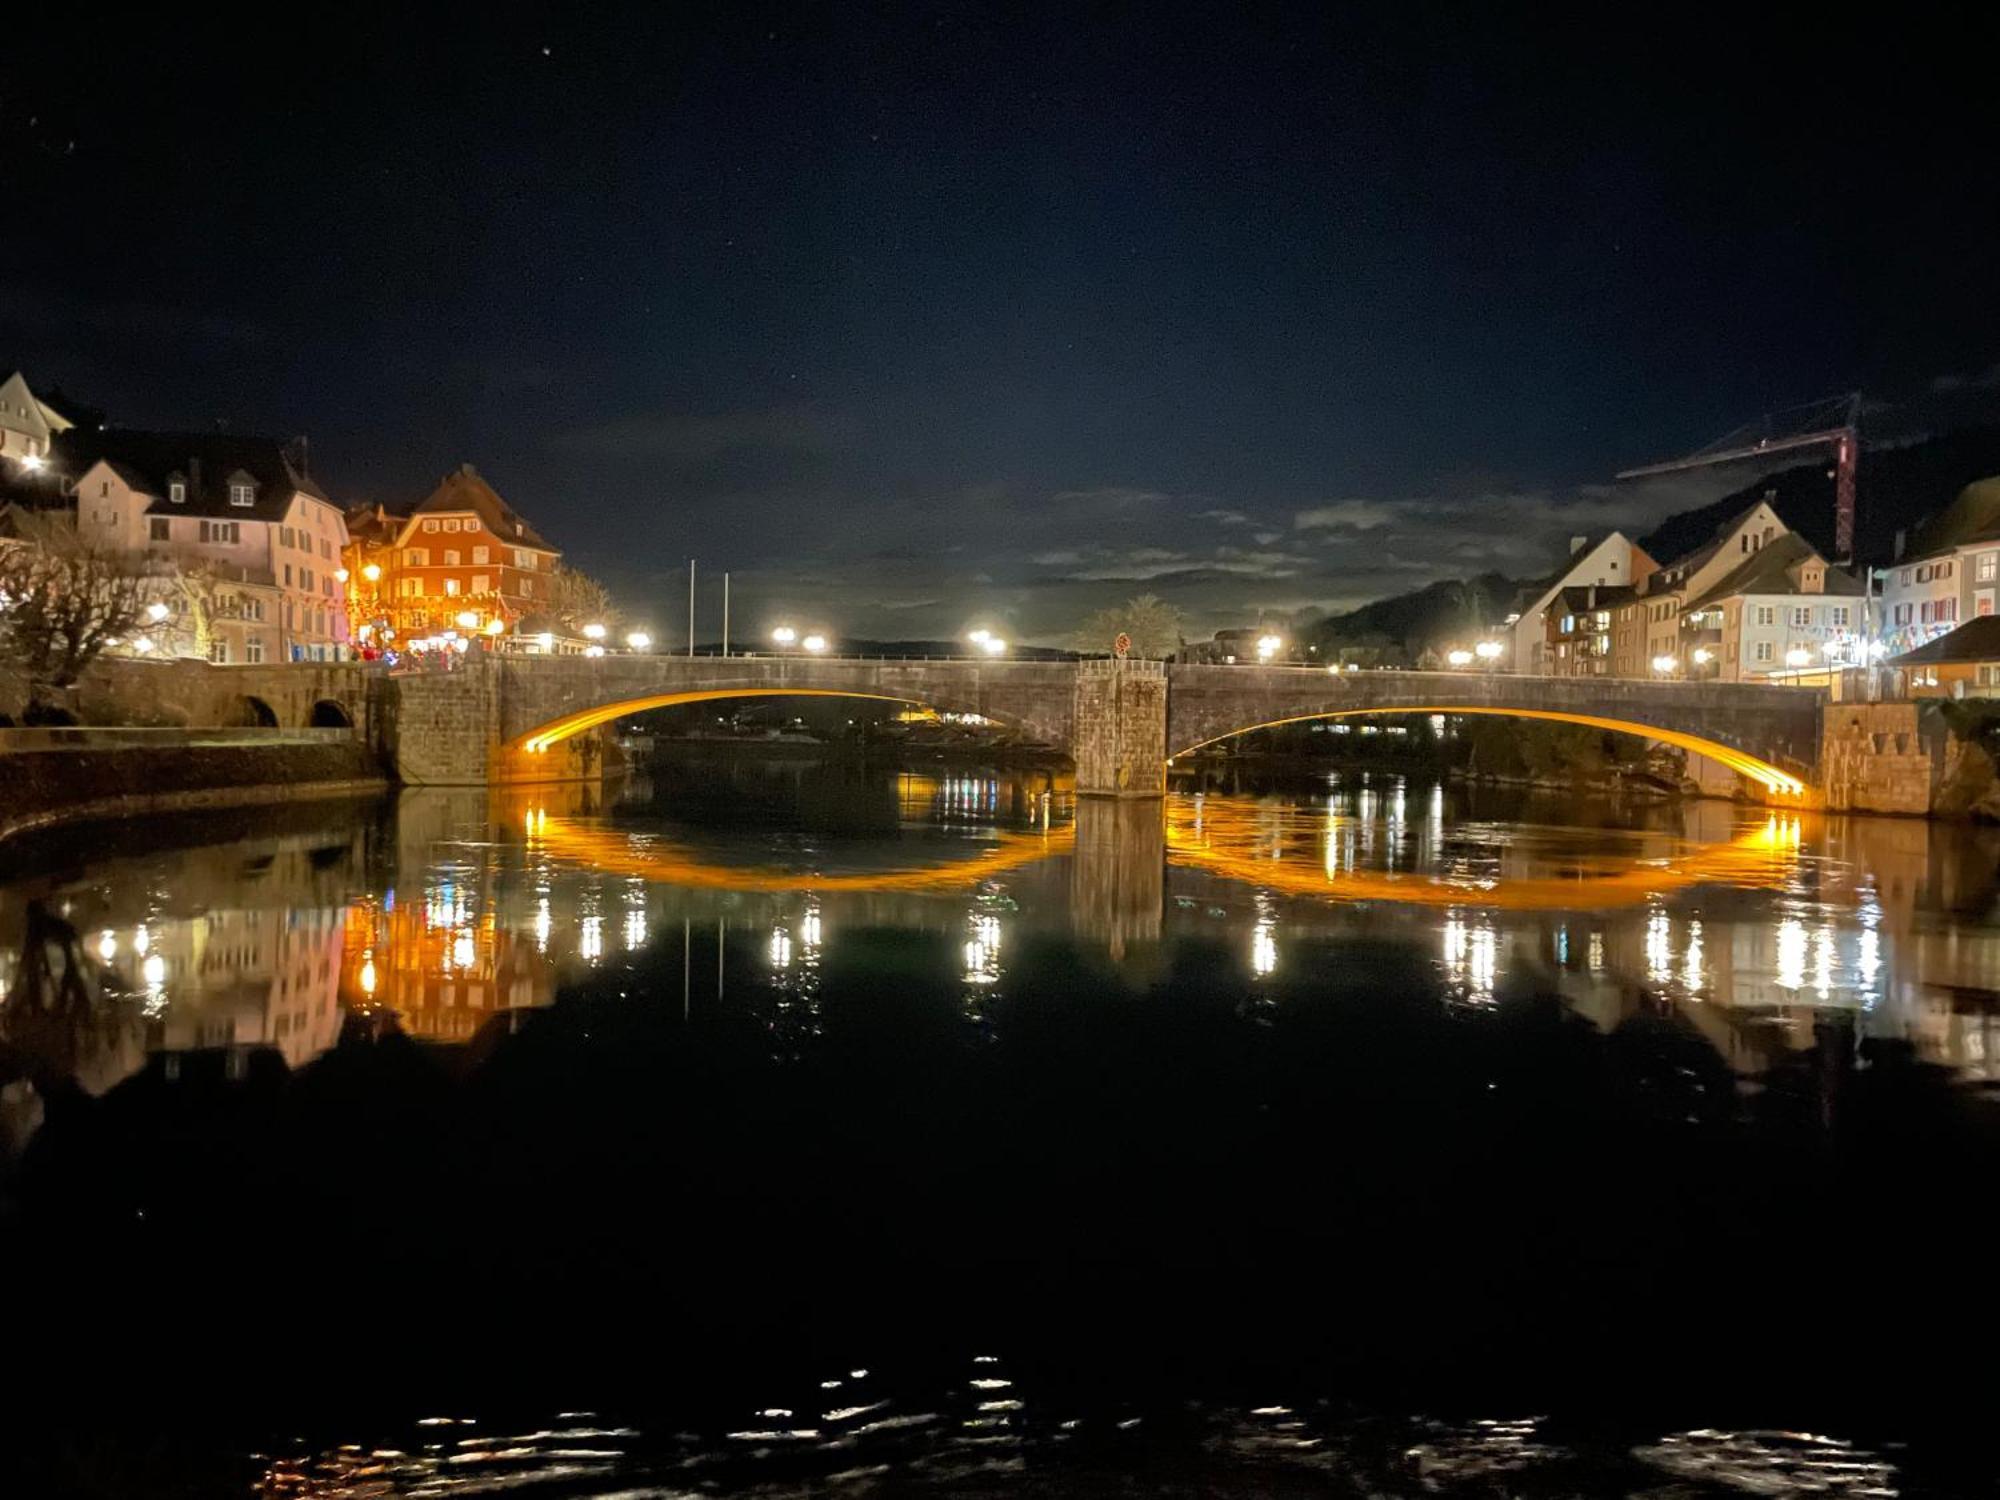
[3,758,1998,1495]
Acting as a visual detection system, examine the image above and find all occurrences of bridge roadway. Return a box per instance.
[377,654,1828,799]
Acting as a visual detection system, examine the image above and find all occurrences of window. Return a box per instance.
[1981,554,1997,583]
[280,526,294,549]
[168,481,186,504]
[444,518,461,532]
[1560,614,1575,634]
[321,538,332,560]
[199,520,240,544]
[423,519,439,532]
[472,545,489,565]
[229,483,254,507]
[405,547,428,566]
[514,549,537,570]
[520,577,533,597]
[149,517,170,542]
[1754,641,1774,663]
[1981,596,1995,618]
[443,549,461,566]
[444,577,461,596]
[284,564,293,587]
[1791,606,1812,628]
[398,578,421,598]
[472,574,490,595]
[246,597,265,622]
[208,638,230,664]
[1942,561,1955,579]
[302,569,314,590]
[1831,606,1850,628]
[1940,597,1958,623]
[1920,602,1932,624]
[1754,605,1776,626]
[247,636,264,663]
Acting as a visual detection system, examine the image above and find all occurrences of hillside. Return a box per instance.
[1303,572,1524,663]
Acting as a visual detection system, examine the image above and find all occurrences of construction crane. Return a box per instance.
[1617,392,1862,561]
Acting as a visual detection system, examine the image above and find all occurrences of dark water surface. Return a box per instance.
[4,759,1999,1495]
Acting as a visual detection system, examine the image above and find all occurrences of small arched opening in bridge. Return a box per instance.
[513,688,1031,758]
[308,699,355,729]
[1169,706,1806,798]
[236,695,279,728]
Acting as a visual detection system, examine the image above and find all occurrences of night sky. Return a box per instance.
[5,5,1996,642]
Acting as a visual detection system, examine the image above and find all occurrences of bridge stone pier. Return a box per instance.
[382,655,1833,801]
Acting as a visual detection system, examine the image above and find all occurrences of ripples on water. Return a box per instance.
[3,760,1999,1493]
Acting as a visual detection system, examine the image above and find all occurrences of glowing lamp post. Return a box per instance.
[1473,640,1503,664]
[1784,647,1811,669]
[968,629,1007,657]
[1692,647,1713,667]
[582,622,607,641]
[771,625,798,649]
[1651,655,1678,676]
[626,630,652,652]
[1256,634,1283,663]
[1446,649,1474,668]
[361,563,382,583]
[801,633,828,654]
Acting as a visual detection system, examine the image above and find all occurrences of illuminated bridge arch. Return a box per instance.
[1170,705,1804,797]
[516,687,1030,757]
[1162,666,1826,799]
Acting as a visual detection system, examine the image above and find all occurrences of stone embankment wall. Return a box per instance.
[1820,702,1944,816]
[0,657,379,734]
[0,732,386,843]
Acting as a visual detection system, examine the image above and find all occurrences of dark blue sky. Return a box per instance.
[5,4,1996,641]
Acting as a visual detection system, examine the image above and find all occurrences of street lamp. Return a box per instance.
[1651,655,1678,675]
[626,630,652,652]
[1446,649,1474,668]
[455,610,479,630]
[801,633,828,654]
[361,563,382,583]
[1692,647,1713,666]
[145,601,169,623]
[968,629,1006,657]
[1473,640,1503,662]
[1784,647,1811,668]
[1256,633,1283,662]
[484,618,505,636]
[582,622,607,641]
[335,568,350,583]
[771,625,798,647]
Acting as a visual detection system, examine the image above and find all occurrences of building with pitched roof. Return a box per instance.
[0,370,74,469]
[1877,477,2000,659]
[1885,614,2000,697]
[347,463,562,646]
[1505,532,1655,675]
[1606,497,1790,679]
[56,429,349,662]
[1676,531,1865,682]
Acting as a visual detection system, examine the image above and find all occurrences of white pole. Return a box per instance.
[687,558,696,658]
[722,572,730,659]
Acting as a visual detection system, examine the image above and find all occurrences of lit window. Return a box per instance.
[169,481,186,503]
[444,578,461,596]
[405,548,428,566]
[472,574,490,594]
[1981,554,1998,583]
[443,549,460,566]
[423,519,439,532]
[472,546,489,565]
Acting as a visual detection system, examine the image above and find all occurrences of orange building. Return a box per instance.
[344,463,559,646]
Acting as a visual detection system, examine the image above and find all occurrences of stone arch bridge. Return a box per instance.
[382,656,1828,799]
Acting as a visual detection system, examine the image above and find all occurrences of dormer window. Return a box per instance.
[169,481,187,503]
[229,483,254,507]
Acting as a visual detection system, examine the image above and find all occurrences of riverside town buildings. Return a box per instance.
[343,464,561,649]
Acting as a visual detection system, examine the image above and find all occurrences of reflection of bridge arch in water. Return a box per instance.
[1170,706,1807,797]
[1164,799,1804,911]
[524,811,1074,893]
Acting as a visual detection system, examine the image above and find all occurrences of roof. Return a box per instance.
[406,463,557,552]
[1653,499,1775,583]
[1683,531,1864,611]
[344,502,402,547]
[54,429,328,521]
[1553,583,1636,611]
[1888,615,2000,666]
[1900,476,2000,562]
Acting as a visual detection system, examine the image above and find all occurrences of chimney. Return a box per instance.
[1570,535,1588,556]
[1587,584,1597,610]
[1893,528,1906,562]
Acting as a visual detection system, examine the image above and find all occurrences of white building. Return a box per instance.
[1507,532,1656,674]
[0,369,73,468]
[1877,477,2000,659]
[62,432,350,662]
[1678,531,1865,681]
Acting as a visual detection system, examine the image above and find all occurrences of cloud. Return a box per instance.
[1293,499,1402,531]
[1198,507,1253,526]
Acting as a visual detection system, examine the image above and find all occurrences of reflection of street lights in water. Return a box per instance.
[1251,919,1277,977]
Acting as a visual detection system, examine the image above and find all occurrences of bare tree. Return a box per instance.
[542,564,617,634]
[1071,592,1185,659]
[0,514,148,719]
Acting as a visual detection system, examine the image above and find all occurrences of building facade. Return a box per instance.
[344,463,560,647]
[60,432,350,662]
[1507,532,1654,675]
[1876,478,2000,659]
[0,369,72,467]
[1607,498,1791,680]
